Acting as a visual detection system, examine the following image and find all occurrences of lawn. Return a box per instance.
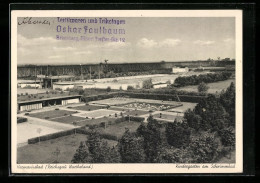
[177,79,235,94]
[17,134,118,164]
[29,110,77,119]
[97,121,141,139]
[50,116,86,125]
[71,104,105,111]
[153,113,182,121]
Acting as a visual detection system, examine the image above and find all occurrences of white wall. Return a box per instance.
[153,84,168,89]
[20,83,42,89]
[20,103,42,111]
[53,84,74,91]
[172,67,189,73]
[62,98,80,105]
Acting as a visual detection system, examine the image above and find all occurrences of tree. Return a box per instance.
[37,128,42,144]
[188,132,220,163]
[198,82,209,94]
[106,86,111,92]
[165,121,191,148]
[194,95,229,131]
[142,78,153,89]
[219,127,235,148]
[52,147,61,163]
[71,141,92,163]
[220,82,235,126]
[86,130,121,163]
[141,116,163,163]
[184,109,202,131]
[118,129,145,163]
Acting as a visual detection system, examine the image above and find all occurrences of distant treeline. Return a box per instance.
[174,72,233,87]
[17,60,235,78]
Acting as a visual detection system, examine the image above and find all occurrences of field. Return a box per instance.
[71,104,104,111]
[50,116,86,125]
[167,102,197,113]
[97,121,141,139]
[153,113,182,121]
[177,79,235,94]
[17,134,118,164]
[29,110,77,119]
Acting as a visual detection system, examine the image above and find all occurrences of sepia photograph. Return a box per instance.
[11,10,243,174]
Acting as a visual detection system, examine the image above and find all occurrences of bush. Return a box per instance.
[55,108,59,110]
[125,116,145,122]
[17,117,28,123]
[106,86,111,92]
[127,86,134,90]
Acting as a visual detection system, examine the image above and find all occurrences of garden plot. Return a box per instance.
[73,109,123,119]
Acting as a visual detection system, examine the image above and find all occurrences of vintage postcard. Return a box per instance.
[11,10,243,174]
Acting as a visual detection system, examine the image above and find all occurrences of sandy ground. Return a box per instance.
[17,115,77,146]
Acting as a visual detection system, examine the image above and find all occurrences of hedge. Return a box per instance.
[120,92,205,103]
[17,117,28,123]
[99,133,118,141]
[125,116,145,122]
[28,129,76,144]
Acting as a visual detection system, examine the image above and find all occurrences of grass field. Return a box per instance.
[50,116,86,124]
[153,113,182,121]
[71,105,105,111]
[29,110,77,119]
[17,134,118,164]
[97,121,141,139]
[177,79,235,94]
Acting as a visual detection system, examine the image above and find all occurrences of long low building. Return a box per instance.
[17,95,82,111]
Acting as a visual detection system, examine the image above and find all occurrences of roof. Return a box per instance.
[18,95,82,104]
[37,75,75,79]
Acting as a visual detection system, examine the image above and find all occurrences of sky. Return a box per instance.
[17,17,235,65]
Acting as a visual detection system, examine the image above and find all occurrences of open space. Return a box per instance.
[177,79,235,94]
[17,134,118,164]
[73,109,122,119]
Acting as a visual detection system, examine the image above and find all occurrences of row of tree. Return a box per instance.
[174,72,232,87]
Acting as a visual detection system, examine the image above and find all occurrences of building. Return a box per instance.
[153,83,168,89]
[37,75,75,89]
[53,82,75,91]
[18,95,82,111]
[172,67,189,73]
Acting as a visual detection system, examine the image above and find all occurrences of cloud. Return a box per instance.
[103,42,131,49]
[53,46,76,51]
[137,38,181,48]
[223,38,234,43]
[137,38,158,48]
[159,39,181,47]
[74,51,92,55]
[18,34,57,47]
[48,55,63,59]
[193,40,215,45]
